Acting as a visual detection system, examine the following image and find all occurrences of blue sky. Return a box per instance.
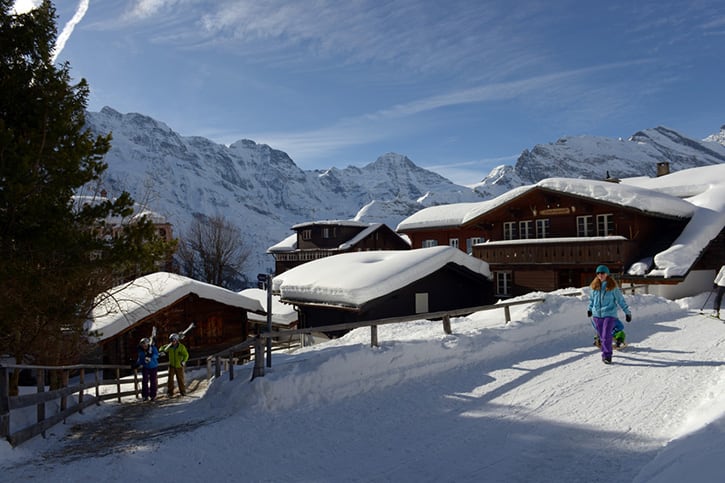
[17,0,725,185]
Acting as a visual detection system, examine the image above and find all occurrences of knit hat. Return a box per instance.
[595,265,610,275]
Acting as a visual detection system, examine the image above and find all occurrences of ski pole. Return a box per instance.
[700,289,715,312]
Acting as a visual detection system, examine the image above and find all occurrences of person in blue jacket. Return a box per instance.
[135,337,159,401]
[587,265,632,364]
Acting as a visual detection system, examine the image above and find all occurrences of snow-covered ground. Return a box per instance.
[2,289,725,482]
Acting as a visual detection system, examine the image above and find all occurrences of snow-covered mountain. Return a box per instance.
[84,107,484,285]
[473,125,725,198]
[85,107,725,285]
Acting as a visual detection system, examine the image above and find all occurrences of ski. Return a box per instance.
[179,322,195,339]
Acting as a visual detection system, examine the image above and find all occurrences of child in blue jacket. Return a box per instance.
[587,265,632,364]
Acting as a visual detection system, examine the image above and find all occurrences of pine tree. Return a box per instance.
[0,1,176,381]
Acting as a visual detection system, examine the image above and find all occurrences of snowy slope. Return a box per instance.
[3,289,725,482]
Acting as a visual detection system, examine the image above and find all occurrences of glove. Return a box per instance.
[625,313,632,323]
[587,310,592,318]
[158,351,166,357]
[181,361,186,367]
[144,356,151,363]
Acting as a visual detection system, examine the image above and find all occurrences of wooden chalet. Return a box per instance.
[397,177,699,297]
[86,272,265,369]
[268,220,410,274]
[273,246,494,335]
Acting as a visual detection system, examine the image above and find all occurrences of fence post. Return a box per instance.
[78,369,85,414]
[229,358,235,381]
[60,370,69,416]
[0,365,9,439]
[116,368,122,403]
[442,315,452,335]
[36,369,45,438]
[215,356,221,379]
[252,337,265,379]
[370,325,378,347]
[504,305,512,324]
[95,369,101,405]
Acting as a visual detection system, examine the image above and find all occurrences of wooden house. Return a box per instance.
[268,220,410,274]
[397,177,712,298]
[273,246,494,335]
[87,272,265,368]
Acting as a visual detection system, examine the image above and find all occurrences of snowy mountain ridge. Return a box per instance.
[84,106,725,285]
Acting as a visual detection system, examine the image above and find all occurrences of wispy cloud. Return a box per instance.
[234,60,647,162]
[125,0,187,20]
[52,0,90,62]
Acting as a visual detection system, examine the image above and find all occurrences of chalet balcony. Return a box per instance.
[473,236,637,267]
[274,249,338,262]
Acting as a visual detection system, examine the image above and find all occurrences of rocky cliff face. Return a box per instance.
[84,107,485,284]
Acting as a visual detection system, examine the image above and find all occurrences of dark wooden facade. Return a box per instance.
[290,263,494,335]
[400,186,690,297]
[96,294,250,369]
[271,221,410,274]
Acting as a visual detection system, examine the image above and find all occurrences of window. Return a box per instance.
[466,237,484,254]
[577,216,594,237]
[519,220,533,239]
[504,222,517,240]
[322,227,335,238]
[301,229,312,240]
[597,214,614,236]
[496,272,512,296]
[536,218,550,238]
[415,293,429,313]
[422,239,438,248]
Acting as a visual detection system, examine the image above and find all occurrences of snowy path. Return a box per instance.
[3,293,725,482]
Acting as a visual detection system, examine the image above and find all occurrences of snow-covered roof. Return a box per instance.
[398,178,695,233]
[239,288,298,327]
[273,246,491,308]
[395,201,488,231]
[267,233,297,253]
[622,163,725,277]
[87,272,265,342]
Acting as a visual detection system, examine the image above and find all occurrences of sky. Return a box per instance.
[3,289,725,481]
[11,0,725,185]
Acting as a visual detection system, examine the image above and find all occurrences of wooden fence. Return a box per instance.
[2,296,555,446]
[0,356,214,447]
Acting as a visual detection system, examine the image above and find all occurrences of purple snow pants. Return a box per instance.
[593,316,617,359]
[142,367,158,399]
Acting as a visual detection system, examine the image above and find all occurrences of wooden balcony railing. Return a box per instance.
[473,237,637,266]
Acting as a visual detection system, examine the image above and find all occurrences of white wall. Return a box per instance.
[642,269,717,300]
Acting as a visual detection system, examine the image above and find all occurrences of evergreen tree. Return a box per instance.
[0,1,176,377]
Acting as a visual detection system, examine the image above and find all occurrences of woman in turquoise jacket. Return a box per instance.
[587,265,632,364]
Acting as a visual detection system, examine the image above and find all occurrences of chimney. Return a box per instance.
[656,162,670,177]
